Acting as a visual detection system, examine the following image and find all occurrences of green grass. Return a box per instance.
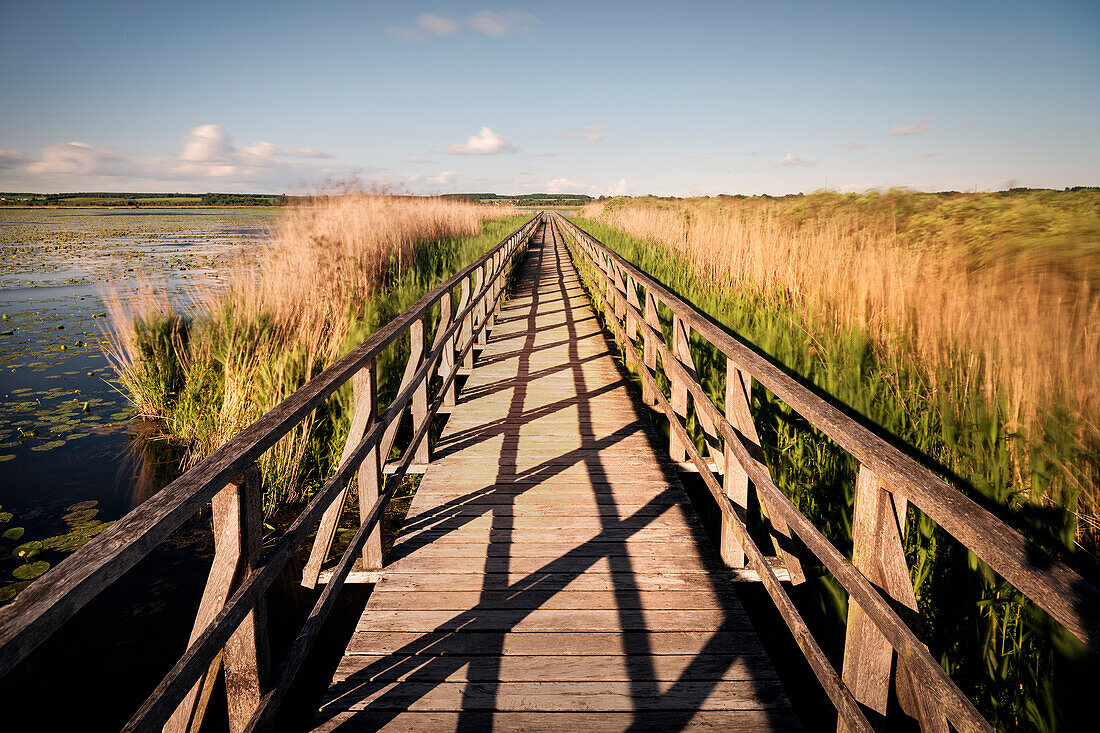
[563,213,1098,732]
[123,215,527,512]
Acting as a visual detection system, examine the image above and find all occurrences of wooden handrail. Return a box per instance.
[554,212,1100,732]
[0,214,540,729]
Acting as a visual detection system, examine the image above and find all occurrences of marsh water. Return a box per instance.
[0,208,277,600]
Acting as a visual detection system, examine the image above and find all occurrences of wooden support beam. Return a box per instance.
[410,317,430,465]
[357,363,383,571]
[723,365,806,585]
[722,358,750,569]
[459,275,474,370]
[669,314,690,462]
[840,467,947,733]
[642,291,659,406]
[167,466,268,733]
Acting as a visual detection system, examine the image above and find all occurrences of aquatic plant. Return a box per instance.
[107,194,517,512]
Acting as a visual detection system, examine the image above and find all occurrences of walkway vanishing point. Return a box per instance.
[312,218,796,731]
[0,213,1097,733]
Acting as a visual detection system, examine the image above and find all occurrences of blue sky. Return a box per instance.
[1,0,1097,196]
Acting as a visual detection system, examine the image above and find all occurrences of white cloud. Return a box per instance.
[888,117,931,136]
[283,147,332,159]
[845,141,867,150]
[428,170,456,185]
[10,124,341,190]
[535,150,555,157]
[445,126,516,155]
[27,142,127,175]
[773,153,815,167]
[546,177,580,193]
[854,78,868,89]
[418,13,459,36]
[0,149,29,170]
[389,9,538,41]
[467,9,539,37]
[408,156,430,164]
[563,123,606,142]
[604,178,630,196]
[179,124,234,163]
[919,152,940,158]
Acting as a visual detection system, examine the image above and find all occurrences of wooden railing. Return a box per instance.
[554,212,1100,733]
[0,214,540,732]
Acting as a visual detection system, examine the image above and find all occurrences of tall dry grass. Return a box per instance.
[582,191,1100,536]
[108,194,509,510]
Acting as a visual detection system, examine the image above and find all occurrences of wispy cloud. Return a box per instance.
[604,178,630,196]
[772,153,815,167]
[919,152,940,158]
[428,170,456,185]
[388,9,538,42]
[545,177,580,193]
[467,9,539,37]
[854,78,868,89]
[282,147,332,159]
[10,124,341,189]
[845,141,867,150]
[679,153,713,160]
[445,126,516,155]
[534,150,555,157]
[888,117,931,136]
[0,149,29,170]
[564,123,606,142]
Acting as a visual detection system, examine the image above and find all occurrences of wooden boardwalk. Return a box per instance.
[312,220,797,731]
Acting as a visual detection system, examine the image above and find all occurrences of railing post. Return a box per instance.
[460,275,474,370]
[358,361,383,570]
[724,365,806,585]
[410,317,430,465]
[722,358,750,568]
[840,466,947,733]
[440,287,457,407]
[166,465,268,733]
[300,358,381,589]
[669,314,690,462]
[475,264,488,346]
[642,291,660,405]
[625,275,640,341]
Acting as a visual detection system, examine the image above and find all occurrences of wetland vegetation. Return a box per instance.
[107,194,519,514]
[0,207,277,604]
[568,188,1100,731]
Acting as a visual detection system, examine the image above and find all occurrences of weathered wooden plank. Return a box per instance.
[312,710,802,732]
[364,590,739,611]
[334,653,777,683]
[382,555,727,575]
[318,680,791,712]
[346,630,767,657]
[355,609,745,633]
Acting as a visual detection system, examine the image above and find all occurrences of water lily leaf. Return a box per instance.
[0,455,14,462]
[13,541,43,558]
[66,500,98,512]
[12,561,49,580]
[30,439,66,451]
[0,512,11,523]
[2,527,25,541]
[0,582,30,603]
[63,508,98,525]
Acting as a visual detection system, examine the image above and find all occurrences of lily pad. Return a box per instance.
[0,582,30,603]
[66,500,98,512]
[2,527,25,541]
[0,512,11,523]
[30,439,66,451]
[63,508,98,525]
[0,455,14,462]
[13,541,42,558]
[12,561,49,580]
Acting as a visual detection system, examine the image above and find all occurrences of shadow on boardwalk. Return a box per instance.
[312,221,799,732]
